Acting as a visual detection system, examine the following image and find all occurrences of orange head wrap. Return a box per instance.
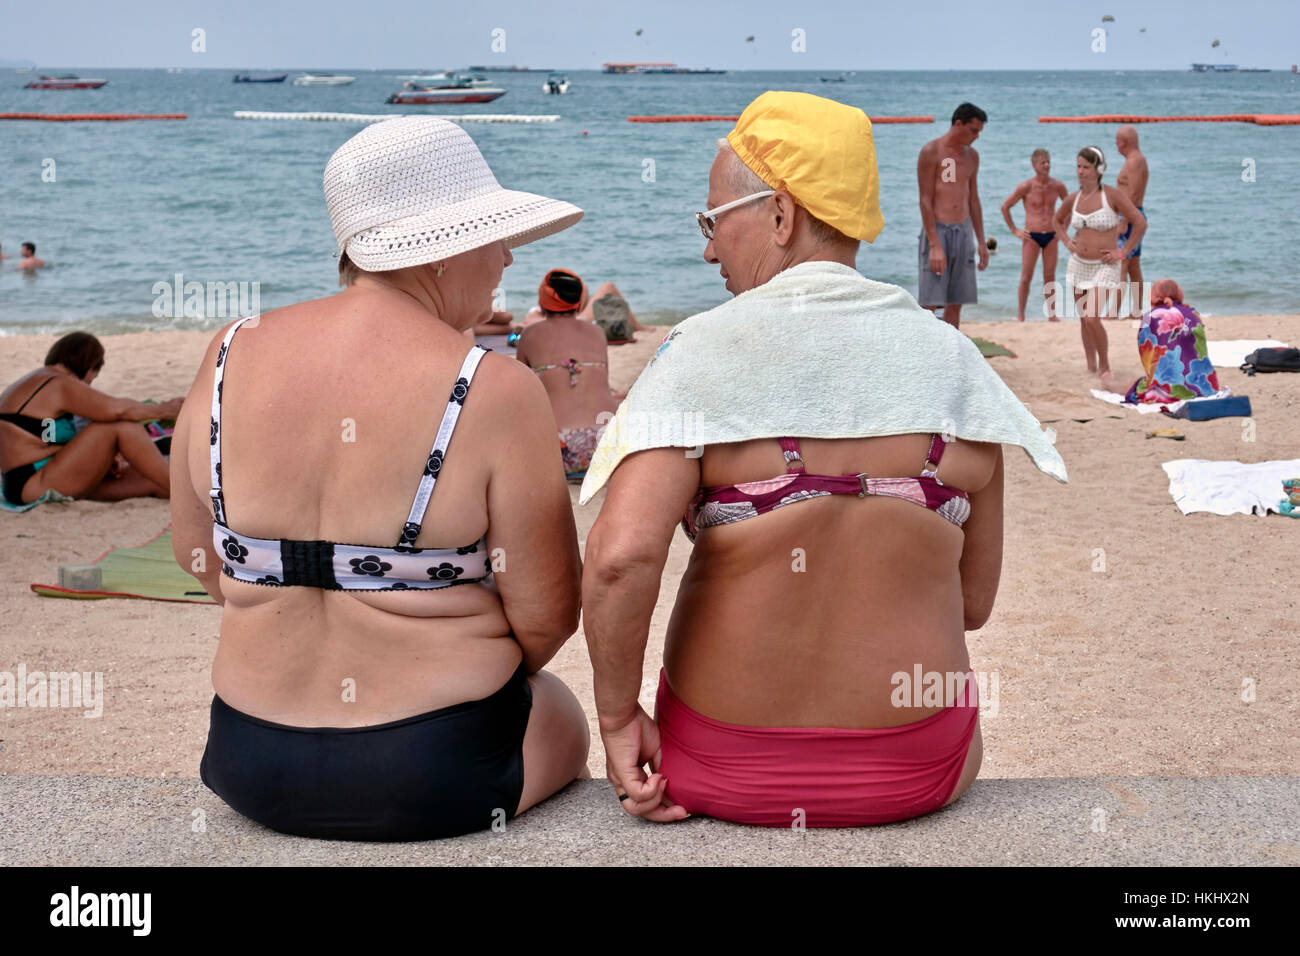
[538,268,586,313]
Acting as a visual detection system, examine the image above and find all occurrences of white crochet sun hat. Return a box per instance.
[323,116,584,271]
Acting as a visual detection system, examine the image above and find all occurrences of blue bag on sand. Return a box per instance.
[1185,396,1252,421]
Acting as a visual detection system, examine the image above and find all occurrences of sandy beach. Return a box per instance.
[1,314,1297,788]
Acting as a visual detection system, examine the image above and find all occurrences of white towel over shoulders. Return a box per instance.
[579,261,1067,504]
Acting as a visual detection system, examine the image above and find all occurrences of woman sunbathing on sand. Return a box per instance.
[515,268,623,481]
[476,279,652,341]
[170,117,590,841]
[0,332,183,506]
[1053,145,1145,386]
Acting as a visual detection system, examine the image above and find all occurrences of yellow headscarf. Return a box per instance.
[726,91,884,242]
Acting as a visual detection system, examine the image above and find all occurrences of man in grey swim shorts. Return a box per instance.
[916,103,989,328]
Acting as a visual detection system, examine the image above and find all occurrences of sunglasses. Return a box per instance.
[695,189,775,240]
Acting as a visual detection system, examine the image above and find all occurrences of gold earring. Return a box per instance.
[437,262,445,277]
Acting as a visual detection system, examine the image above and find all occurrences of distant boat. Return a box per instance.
[293,73,356,86]
[396,71,453,83]
[24,74,107,90]
[1190,63,1239,72]
[233,73,288,83]
[820,73,847,83]
[602,62,727,74]
[542,73,569,94]
[637,66,727,74]
[386,80,506,104]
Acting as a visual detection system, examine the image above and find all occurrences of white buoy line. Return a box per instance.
[234,111,560,124]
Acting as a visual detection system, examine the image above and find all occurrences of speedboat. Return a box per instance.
[396,71,453,83]
[542,73,570,94]
[292,73,357,86]
[234,73,288,83]
[386,79,506,104]
[24,74,107,90]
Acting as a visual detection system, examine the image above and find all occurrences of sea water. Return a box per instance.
[1,68,1297,334]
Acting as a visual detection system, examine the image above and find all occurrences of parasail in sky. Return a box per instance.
[1212,38,1221,47]
[1102,14,1115,22]
[635,28,643,36]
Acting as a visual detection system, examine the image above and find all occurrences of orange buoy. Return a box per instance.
[0,112,187,122]
[1039,114,1300,124]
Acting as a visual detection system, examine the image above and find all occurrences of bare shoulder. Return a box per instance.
[1052,177,1069,195]
[472,350,547,413]
[584,320,608,346]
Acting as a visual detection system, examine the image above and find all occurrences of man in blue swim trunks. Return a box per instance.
[916,103,988,329]
[1001,149,1068,321]
[1115,125,1148,318]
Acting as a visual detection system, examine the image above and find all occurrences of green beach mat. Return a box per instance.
[971,337,1017,359]
[31,525,217,605]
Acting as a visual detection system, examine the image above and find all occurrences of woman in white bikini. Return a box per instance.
[1053,145,1146,383]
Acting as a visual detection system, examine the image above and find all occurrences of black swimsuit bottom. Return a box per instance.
[200,663,532,841]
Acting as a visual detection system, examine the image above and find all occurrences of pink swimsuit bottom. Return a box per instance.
[655,668,979,827]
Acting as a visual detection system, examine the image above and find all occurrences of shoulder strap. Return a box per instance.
[778,437,805,473]
[208,316,259,526]
[396,346,490,546]
[14,377,56,414]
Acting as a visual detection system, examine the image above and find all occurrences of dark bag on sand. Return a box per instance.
[1240,347,1300,376]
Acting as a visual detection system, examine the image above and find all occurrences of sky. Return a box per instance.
[2,0,1297,71]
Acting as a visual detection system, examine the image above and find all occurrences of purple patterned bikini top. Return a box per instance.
[682,435,972,542]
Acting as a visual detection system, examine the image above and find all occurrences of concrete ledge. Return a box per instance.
[1,775,1296,866]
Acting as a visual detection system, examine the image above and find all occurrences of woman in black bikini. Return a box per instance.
[0,332,183,506]
[172,117,591,841]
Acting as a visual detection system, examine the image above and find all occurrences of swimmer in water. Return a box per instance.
[18,242,47,270]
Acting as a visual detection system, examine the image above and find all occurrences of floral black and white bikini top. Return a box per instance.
[209,315,492,591]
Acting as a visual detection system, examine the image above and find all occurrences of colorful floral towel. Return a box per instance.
[1125,302,1221,403]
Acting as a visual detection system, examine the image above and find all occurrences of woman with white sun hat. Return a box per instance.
[170,116,591,841]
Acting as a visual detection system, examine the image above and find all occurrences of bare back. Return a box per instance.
[181,294,576,727]
[0,370,67,470]
[665,433,1002,728]
[515,316,618,430]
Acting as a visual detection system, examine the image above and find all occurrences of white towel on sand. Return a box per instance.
[1161,458,1300,516]
[578,261,1067,504]
[1206,339,1288,368]
[1090,387,1233,415]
